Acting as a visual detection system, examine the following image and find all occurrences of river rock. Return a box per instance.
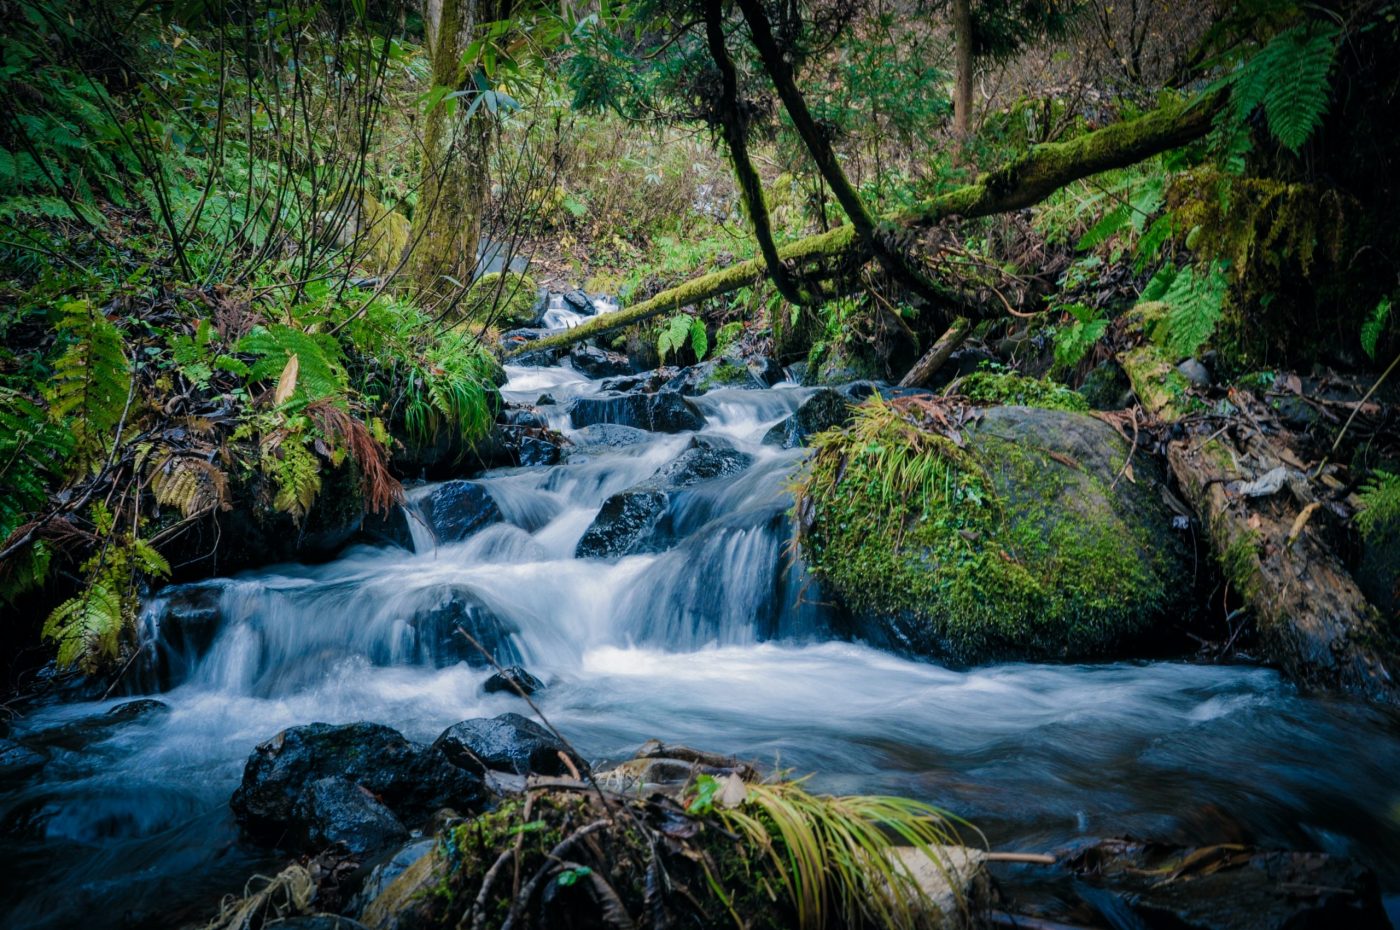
[568,424,651,451]
[358,503,414,550]
[801,403,1192,663]
[483,666,544,696]
[405,585,520,668]
[566,390,705,433]
[230,721,485,844]
[576,437,753,558]
[432,713,579,776]
[134,580,227,691]
[291,776,409,857]
[762,388,852,448]
[569,345,633,379]
[0,739,47,781]
[416,481,503,543]
[348,838,435,917]
[105,699,169,721]
[498,328,563,367]
[1063,838,1389,929]
[500,405,547,429]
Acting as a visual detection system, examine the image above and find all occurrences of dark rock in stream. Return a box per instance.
[231,722,486,846]
[762,388,852,448]
[404,585,520,668]
[417,481,503,543]
[566,390,705,433]
[498,328,563,367]
[567,423,651,452]
[576,437,753,558]
[291,776,409,857]
[569,345,633,379]
[432,713,580,776]
[105,699,169,720]
[483,666,544,696]
[358,503,414,550]
[133,580,226,691]
[0,739,48,781]
[1056,837,1390,930]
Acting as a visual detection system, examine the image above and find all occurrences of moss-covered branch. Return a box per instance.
[506,95,1222,359]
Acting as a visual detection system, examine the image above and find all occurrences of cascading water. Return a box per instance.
[4,357,1400,929]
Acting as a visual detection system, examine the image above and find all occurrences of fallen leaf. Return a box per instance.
[1286,502,1322,547]
[274,354,299,405]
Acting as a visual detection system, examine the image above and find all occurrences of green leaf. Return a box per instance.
[1360,297,1392,360]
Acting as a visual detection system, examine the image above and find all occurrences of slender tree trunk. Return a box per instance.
[411,0,489,296]
[952,0,974,145]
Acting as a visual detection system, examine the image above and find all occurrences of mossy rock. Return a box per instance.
[463,271,539,327]
[956,370,1088,412]
[796,401,1191,663]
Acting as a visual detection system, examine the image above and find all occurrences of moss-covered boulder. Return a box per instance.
[462,271,539,327]
[795,397,1190,663]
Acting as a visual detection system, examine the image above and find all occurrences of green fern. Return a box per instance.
[46,300,130,469]
[0,388,73,540]
[1356,470,1400,541]
[1053,304,1109,370]
[1361,297,1393,361]
[1145,263,1229,358]
[1226,24,1340,154]
[657,312,709,364]
[42,533,170,671]
[239,324,349,405]
[268,436,323,521]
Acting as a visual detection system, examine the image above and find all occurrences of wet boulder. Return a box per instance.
[498,328,563,367]
[576,437,753,558]
[0,739,47,782]
[566,390,705,433]
[416,481,503,543]
[762,388,852,448]
[134,580,227,691]
[230,721,485,845]
[599,368,675,394]
[403,585,520,668]
[291,776,409,857]
[358,504,414,550]
[500,404,547,429]
[567,423,651,452]
[797,403,1191,663]
[105,699,169,721]
[432,712,579,776]
[483,666,544,696]
[568,345,633,379]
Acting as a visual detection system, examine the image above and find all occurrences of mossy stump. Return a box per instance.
[795,398,1191,663]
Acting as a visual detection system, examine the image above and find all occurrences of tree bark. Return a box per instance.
[410,0,489,296]
[1168,423,1399,704]
[952,0,974,144]
[505,94,1222,359]
[899,317,972,386]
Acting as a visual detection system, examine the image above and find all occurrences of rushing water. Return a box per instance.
[4,361,1400,929]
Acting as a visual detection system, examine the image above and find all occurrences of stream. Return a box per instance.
[3,359,1400,929]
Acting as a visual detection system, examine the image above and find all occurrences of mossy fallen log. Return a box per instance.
[1167,415,1400,704]
[506,95,1222,359]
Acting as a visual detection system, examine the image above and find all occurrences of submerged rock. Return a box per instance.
[576,437,753,558]
[483,666,544,696]
[134,580,226,691]
[762,388,852,448]
[796,401,1191,663]
[416,481,503,543]
[105,699,169,721]
[0,739,47,781]
[230,721,485,846]
[403,585,520,669]
[432,713,579,777]
[566,390,705,433]
[567,423,651,451]
[291,776,409,857]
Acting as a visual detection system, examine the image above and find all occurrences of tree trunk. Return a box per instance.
[899,317,972,387]
[506,93,1223,358]
[1168,422,1399,704]
[952,0,974,144]
[410,0,489,297]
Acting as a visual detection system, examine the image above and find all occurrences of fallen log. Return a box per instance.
[507,94,1222,359]
[1167,414,1400,704]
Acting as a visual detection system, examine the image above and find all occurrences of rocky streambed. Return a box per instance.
[2,338,1400,929]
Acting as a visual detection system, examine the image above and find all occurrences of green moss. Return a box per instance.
[1218,529,1263,603]
[957,370,1089,412]
[795,399,1179,662]
[701,360,751,388]
[463,271,539,327]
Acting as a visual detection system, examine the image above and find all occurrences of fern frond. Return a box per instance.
[43,581,124,672]
[1227,24,1339,154]
[1361,297,1393,360]
[1356,470,1400,541]
[266,436,322,521]
[239,324,349,405]
[1150,262,1228,358]
[148,453,230,519]
[0,388,73,539]
[47,300,132,468]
